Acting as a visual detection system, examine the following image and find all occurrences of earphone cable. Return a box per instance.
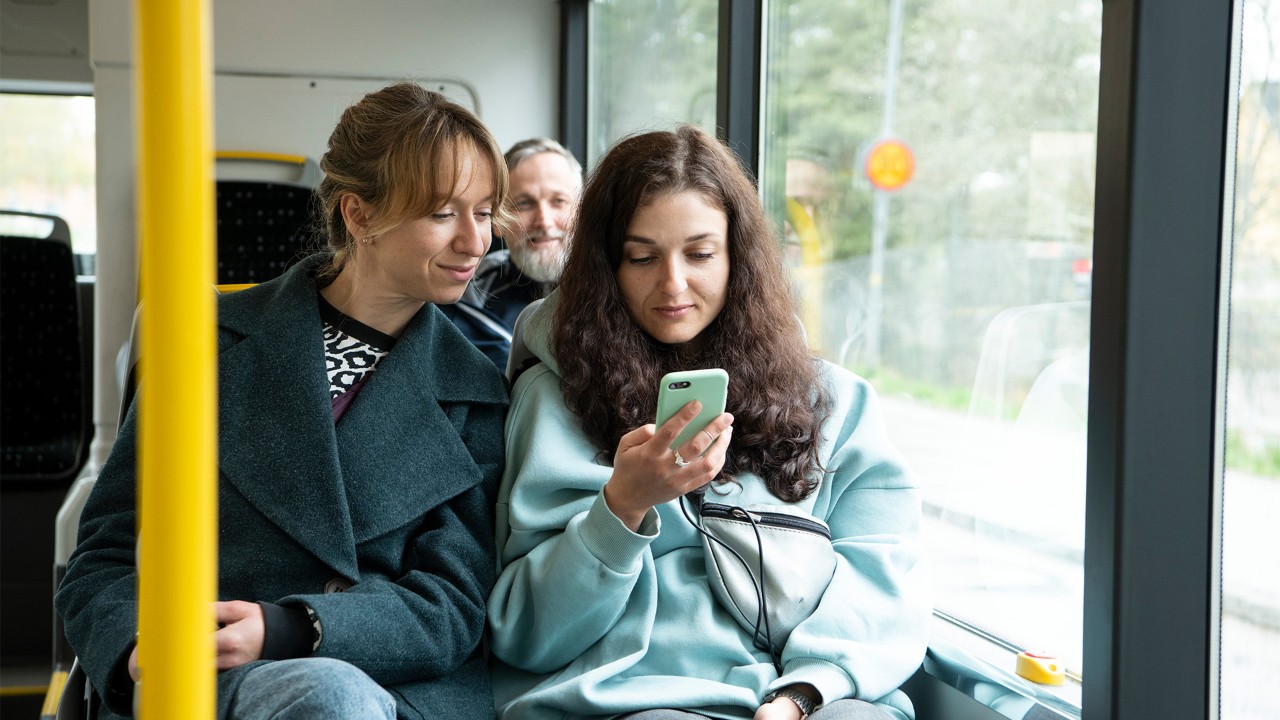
[680,495,782,673]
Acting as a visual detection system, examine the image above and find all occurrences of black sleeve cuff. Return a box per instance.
[100,641,137,716]
[258,602,314,660]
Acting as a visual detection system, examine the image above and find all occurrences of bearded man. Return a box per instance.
[442,138,583,368]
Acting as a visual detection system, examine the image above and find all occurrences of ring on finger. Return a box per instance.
[701,429,715,444]
[674,451,691,468]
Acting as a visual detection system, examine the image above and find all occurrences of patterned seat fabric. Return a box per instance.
[216,181,317,284]
[0,235,89,482]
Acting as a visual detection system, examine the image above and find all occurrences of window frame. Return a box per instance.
[1083,0,1237,718]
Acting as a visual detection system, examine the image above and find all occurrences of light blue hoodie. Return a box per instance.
[488,294,930,720]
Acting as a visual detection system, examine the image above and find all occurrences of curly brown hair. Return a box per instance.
[553,125,829,502]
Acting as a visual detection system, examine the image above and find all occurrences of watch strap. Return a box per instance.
[765,687,819,717]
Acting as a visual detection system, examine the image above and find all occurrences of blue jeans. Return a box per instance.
[226,657,396,720]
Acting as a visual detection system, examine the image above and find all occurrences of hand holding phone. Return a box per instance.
[605,369,733,530]
[656,369,729,452]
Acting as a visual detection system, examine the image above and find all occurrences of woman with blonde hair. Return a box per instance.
[57,83,513,720]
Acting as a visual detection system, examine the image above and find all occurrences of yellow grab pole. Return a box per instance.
[135,0,217,718]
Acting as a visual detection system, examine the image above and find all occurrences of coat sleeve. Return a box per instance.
[486,366,662,673]
[54,403,142,717]
[278,398,506,687]
[771,368,931,704]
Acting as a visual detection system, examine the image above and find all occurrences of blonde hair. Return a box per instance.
[315,83,515,278]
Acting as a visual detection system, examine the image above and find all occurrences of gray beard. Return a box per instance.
[509,242,568,283]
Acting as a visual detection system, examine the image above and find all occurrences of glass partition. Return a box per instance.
[586,0,718,166]
[1221,1,1280,717]
[761,0,1102,680]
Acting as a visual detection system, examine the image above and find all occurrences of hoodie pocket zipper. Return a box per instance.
[700,502,831,539]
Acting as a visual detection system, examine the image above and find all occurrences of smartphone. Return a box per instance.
[655,368,729,451]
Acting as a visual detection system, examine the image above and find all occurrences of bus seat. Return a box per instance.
[47,298,141,720]
[2,210,92,716]
[505,298,545,383]
[1,210,91,486]
[52,297,140,597]
[51,657,95,720]
[215,152,320,285]
[46,471,97,720]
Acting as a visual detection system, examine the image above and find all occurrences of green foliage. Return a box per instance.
[763,0,1102,261]
[892,0,1102,249]
[852,365,973,413]
[1225,431,1280,479]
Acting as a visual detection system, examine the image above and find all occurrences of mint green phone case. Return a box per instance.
[655,368,729,451]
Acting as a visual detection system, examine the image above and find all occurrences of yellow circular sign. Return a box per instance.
[865,139,915,191]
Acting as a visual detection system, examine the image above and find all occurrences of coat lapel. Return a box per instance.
[216,258,360,579]
[335,304,507,543]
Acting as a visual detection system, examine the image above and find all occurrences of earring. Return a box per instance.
[360,236,373,245]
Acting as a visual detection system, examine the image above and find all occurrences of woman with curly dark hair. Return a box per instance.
[488,125,929,720]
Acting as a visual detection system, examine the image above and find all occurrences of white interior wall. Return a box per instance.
[85,0,561,467]
[0,0,92,86]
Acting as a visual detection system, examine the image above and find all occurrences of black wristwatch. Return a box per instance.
[765,687,819,717]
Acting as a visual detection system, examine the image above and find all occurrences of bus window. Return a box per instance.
[1221,1,1280,716]
[586,0,718,166]
[759,0,1101,701]
[0,93,96,264]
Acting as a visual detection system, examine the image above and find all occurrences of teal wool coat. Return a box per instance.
[55,255,509,720]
